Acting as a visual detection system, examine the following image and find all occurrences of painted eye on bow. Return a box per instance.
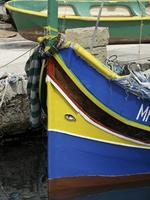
[64,114,76,121]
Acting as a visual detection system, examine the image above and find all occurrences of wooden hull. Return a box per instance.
[48,175,150,200]
[47,47,150,200]
[46,87,150,199]
[5,0,150,43]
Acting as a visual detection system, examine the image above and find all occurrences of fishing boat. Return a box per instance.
[5,0,150,44]
[42,20,150,200]
[24,0,150,199]
[42,42,150,200]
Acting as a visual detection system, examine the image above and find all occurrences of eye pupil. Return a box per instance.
[64,114,76,121]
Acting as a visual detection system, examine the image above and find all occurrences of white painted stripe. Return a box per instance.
[47,171,150,180]
[46,75,150,149]
[48,128,150,149]
[47,170,150,180]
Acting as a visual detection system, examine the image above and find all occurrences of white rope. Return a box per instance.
[61,0,67,32]
[137,0,146,16]
[90,0,105,51]
[137,0,146,58]
[138,20,144,57]
[0,45,37,70]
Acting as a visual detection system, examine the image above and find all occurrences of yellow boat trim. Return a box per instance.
[44,26,58,34]
[60,15,150,21]
[47,81,150,149]
[5,2,46,17]
[53,44,149,132]
[5,2,150,21]
[72,43,119,79]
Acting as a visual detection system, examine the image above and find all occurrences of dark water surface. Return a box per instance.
[75,185,150,200]
[0,135,47,199]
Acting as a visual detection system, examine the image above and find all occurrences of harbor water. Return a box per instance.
[0,135,48,200]
[75,185,150,200]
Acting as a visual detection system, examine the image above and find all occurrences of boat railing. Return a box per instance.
[58,0,149,17]
[7,0,150,17]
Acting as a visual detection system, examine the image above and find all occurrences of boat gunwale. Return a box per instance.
[46,60,150,147]
[52,44,150,132]
[5,0,150,21]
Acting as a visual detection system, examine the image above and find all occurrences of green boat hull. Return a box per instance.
[5,0,150,43]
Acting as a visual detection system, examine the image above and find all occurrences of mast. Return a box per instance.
[47,0,58,36]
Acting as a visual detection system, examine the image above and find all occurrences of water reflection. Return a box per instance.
[75,185,150,200]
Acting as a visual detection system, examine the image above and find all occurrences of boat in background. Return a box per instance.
[5,0,150,43]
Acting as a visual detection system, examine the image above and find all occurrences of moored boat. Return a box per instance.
[23,0,150,199]
[44,43,150,199]
[5,0,150,43]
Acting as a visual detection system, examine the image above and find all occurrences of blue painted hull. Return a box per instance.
[48,131,150,180]
[47,47,150,199]
[59,48,150,127]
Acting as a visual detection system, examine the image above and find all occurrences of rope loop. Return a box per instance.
[38,33,65,58]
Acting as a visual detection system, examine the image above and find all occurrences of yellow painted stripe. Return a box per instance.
[5,2,47,17]
[5,1,150,21]
[60,15,150,22]
[47,81,150,149]
[72,43,119,79]
[53,44,149,132]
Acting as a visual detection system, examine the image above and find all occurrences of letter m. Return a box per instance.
[136,104,149,122]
